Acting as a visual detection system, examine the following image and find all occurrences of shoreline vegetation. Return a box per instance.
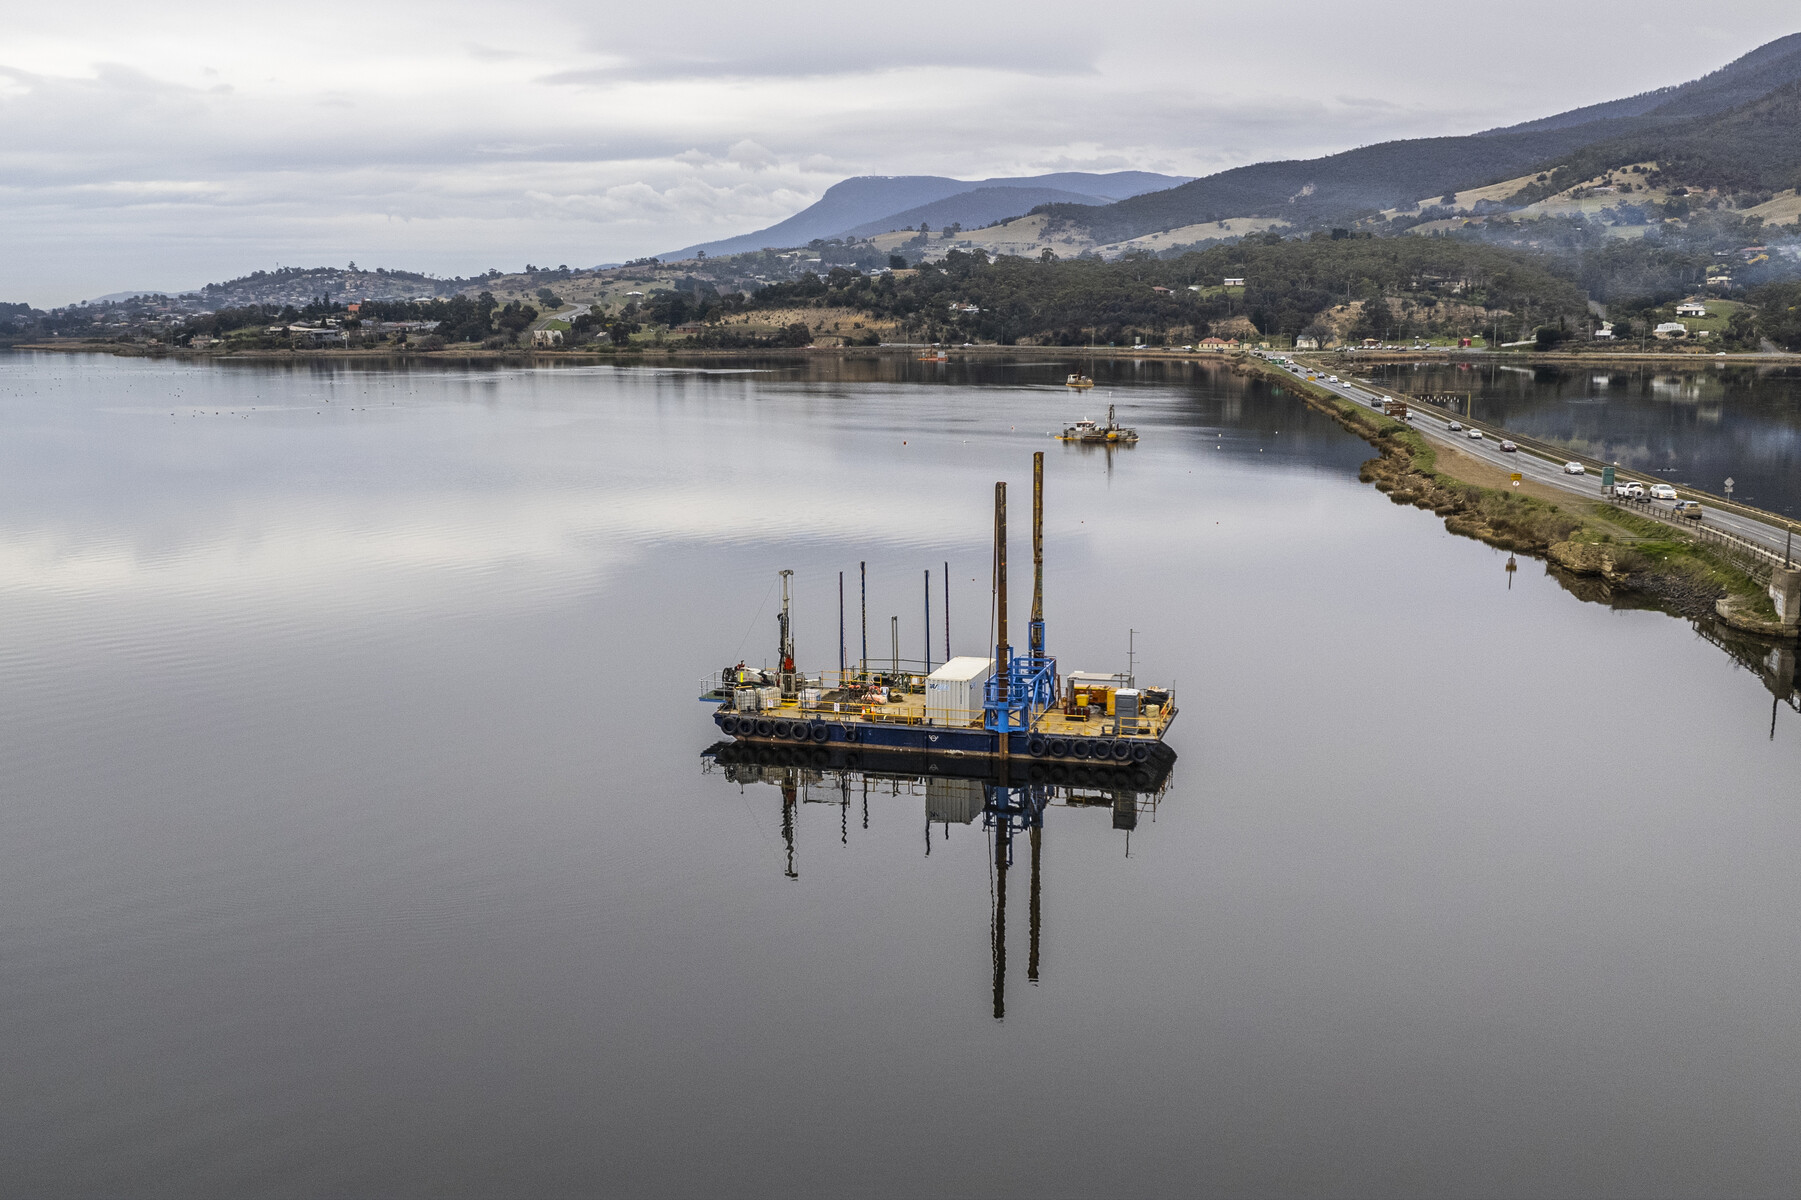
[10,339,1800,367]
[1228,355,1793,645]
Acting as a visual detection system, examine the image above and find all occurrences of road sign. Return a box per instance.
[1510,472,1522,487]
[1602,466,1615,489]
[1725,477,1736,498]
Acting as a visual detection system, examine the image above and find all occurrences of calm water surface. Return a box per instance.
[1369,360,1801,515]
[3,352,1800,1197]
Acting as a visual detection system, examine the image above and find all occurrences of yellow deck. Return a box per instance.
[801,692,1175,739]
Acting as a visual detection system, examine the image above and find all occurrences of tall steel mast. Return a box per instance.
[1029,450,1045,662]
[777,569,795,695]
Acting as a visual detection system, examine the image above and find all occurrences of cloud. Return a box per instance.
[0,3,1797,304]
[726,140,778,172]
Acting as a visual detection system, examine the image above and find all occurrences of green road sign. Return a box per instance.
[1602,466,1615,489]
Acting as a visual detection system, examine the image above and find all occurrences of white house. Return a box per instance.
[1675,301,1707,317]
[531,329,564,347]
[1295,334,1321,350]
[1223,277,1246,287]
[1653,321,1689,340]
[1594,322,1615,340]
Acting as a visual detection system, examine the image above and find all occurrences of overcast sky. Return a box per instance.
[2,3,1794,305]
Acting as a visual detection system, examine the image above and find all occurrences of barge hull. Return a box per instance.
[712,709,1177,769]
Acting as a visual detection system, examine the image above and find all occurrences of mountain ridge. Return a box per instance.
[661,170,1189,259]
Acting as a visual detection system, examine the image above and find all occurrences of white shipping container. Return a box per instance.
[925,656,994,726]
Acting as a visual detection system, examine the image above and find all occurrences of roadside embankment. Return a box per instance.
[1234,355,1789,636]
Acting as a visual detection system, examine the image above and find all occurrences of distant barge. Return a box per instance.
[703,453,1177,778]
[1059,403,1138,444]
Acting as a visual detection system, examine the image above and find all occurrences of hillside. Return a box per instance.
[1039,33,1801,244]
[662,171,1188,259]
[193,266,464,307]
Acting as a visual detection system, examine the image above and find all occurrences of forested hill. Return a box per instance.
[1517,76,1801,199]
[734,237,1589,346]
[1039,33,1801,244]
[1035,119,1663,244]
[1482,31,1801,133]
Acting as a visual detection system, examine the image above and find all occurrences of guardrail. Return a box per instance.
[1604,495,1784,580]
[1340,377,1801,534]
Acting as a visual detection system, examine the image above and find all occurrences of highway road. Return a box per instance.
[1263,356,1799,563]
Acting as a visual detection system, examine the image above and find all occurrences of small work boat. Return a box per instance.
[1065,373,1095,389]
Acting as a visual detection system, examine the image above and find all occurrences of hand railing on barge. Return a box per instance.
[982,654,1057,736]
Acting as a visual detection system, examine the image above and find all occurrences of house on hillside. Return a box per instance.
[1594,322,1615,340]
[531,329,564,347]
[1150,286,1171,294]
[1198,336,1238,351]
[1295,334,1320,350]
[1675,301,1707,317]
[1653,321,1689,340]
[287,325,345,346]
[1223,277,1245,287]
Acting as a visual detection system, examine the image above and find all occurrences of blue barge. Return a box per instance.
[704,453,1178,777]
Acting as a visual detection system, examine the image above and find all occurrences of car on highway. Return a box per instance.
[1326,375,1339,383]
[1498,440,1518,452]
[1563,461,1586,475]
[1614,481,1645,499]
[1466,428,1484,440]
[1447,421,1463,431]
[1648,483,1678,500]
[1674,500,1704,519]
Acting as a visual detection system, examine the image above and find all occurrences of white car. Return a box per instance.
[1648,483,1678,500]
[1563,462,1586,475]
[1615,482,1645,499]
[1466,428,1484,440]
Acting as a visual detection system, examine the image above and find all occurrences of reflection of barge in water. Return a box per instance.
[701,742,1168,1017]
[702,452,1175,772]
